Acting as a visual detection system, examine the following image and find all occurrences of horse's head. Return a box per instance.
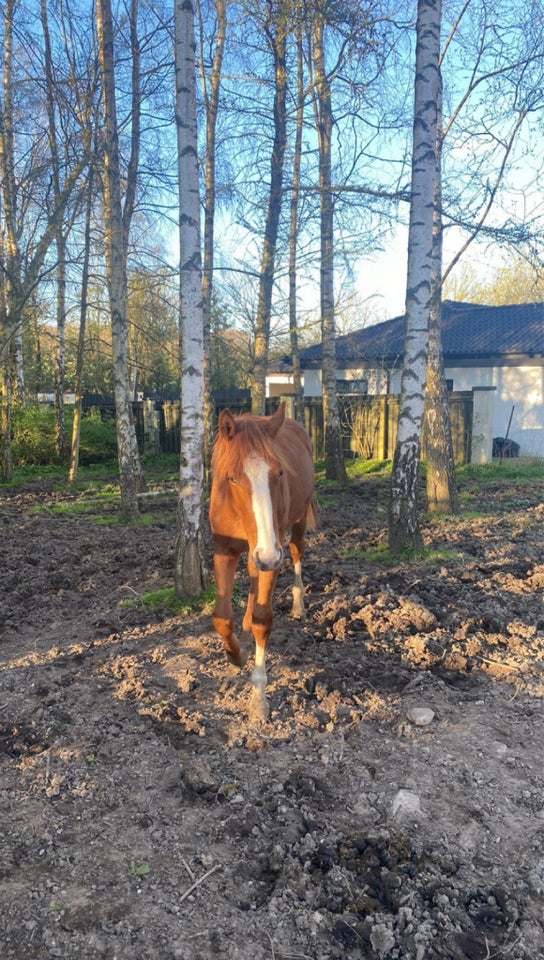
[213,404,287,571]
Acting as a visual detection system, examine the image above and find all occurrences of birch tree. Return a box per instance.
[96,0,144,519]
[287,17,305,426]
[41,0,69,458]
[423,0,544,514]
[424,73,458,515]
[388,0,441,555]
[250,0,289,415]
[198,0,227,466]
[310,9,346,482]
[0,0,18,481]
[0,0,90,480]
[173,0,207,596]
[68,165,95,485]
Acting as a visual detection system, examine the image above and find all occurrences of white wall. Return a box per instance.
[267,374,294,397]
[302,369,322,396]
[447,364,544,457]
[267,359,544,457]
[300,367,391,396]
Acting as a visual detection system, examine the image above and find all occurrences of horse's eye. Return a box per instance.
[278,468,284,477]
[228,475,237,484]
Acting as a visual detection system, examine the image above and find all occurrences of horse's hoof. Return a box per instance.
[226,648,247,668]
[248,694,270,724]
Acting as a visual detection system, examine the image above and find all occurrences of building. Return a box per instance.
[267,301,544,458]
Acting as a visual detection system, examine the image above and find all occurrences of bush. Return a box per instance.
[79,407,117,464]
[11,403,118,466]
[11,403,57,465]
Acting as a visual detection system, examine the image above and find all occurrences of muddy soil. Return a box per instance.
[1,466,544,960]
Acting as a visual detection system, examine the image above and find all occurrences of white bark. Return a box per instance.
[312,12,346,482]
[389,0,442,554]
[198,0,227,467]
[96,0,143,520]
[174,0,207,597]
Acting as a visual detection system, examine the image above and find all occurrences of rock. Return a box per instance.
[407,707,435,726]
[370,921,396,956]
[391,789,422,819]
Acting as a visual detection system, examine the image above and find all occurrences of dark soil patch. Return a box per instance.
[1,469,544,959]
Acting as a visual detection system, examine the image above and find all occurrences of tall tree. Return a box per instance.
[197,0,228,465]
[96,0,144,519]
[287,16,305,426]
[68,165,95,485]
[310,8,346,481]
[423,0,544,513]
[389,0,441,555]
[173,0,207,596]
[0,0,90,479]
[0,0,18,481]
[41,0,69,458]
[251,0,289,415]
[424,66,458,515]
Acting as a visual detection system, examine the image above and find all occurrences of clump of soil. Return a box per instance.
[1,467,543,959]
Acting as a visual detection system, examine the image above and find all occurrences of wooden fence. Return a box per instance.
[131,391,473,464]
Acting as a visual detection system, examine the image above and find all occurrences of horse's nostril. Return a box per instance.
[254,547,283,571]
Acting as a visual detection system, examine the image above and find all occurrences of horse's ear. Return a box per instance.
[218,408,237,441]
[268,402,286,438]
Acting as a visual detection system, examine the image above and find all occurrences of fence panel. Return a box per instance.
[131,391,473,464]
[161,401,181,454]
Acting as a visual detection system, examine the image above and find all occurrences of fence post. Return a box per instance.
[280,395,295,419]
[143,399,161,454]
[471,386,495,463]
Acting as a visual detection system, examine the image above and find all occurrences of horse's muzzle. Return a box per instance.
[253,546,283,571]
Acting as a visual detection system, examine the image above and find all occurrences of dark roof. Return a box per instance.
[273,301,544,371]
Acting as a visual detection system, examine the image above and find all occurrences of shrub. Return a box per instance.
[79,407,117,464]
[11,403,118,466]
[11,403,57,465]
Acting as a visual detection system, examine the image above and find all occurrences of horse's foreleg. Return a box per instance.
[212,545,246,667]
[289,520,307,620]
[242,571,257,635]
[247,565,277,722]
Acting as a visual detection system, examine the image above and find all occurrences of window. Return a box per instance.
[336,378,367,395]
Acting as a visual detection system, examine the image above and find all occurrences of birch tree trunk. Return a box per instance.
[41,0,66,458]
[311,13,346,482]
[0,259,11,482]
[388,0,441,554]
[96,0,143,520]
[69,165,95,484]
[424,108,459,514]
[198,0,227,469]
[251,9,288,415]
[1,0,91,479]
[288,19,305,426]
[173,0,207,597]
[0,0,19,481]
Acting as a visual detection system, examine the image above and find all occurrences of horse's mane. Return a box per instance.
[211,413,292,479]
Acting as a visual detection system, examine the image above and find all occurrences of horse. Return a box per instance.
[209,402,316,721]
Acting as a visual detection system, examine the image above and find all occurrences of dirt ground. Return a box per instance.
[1,464,544,960]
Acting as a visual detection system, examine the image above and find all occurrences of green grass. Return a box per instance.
[457,457,543,482]
[313,456,391,489]
[345,457,391,478]
[119,584,216,616]
[342,540,462,565]
[7,453,179,526]
[29,493,169,527]
[5,449,543,534]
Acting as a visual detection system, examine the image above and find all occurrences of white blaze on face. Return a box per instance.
[244,455,282,570]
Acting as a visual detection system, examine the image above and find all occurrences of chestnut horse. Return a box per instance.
[210,403,316,720]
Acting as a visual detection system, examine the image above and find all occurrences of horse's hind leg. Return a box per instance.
[289,519,307,620]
